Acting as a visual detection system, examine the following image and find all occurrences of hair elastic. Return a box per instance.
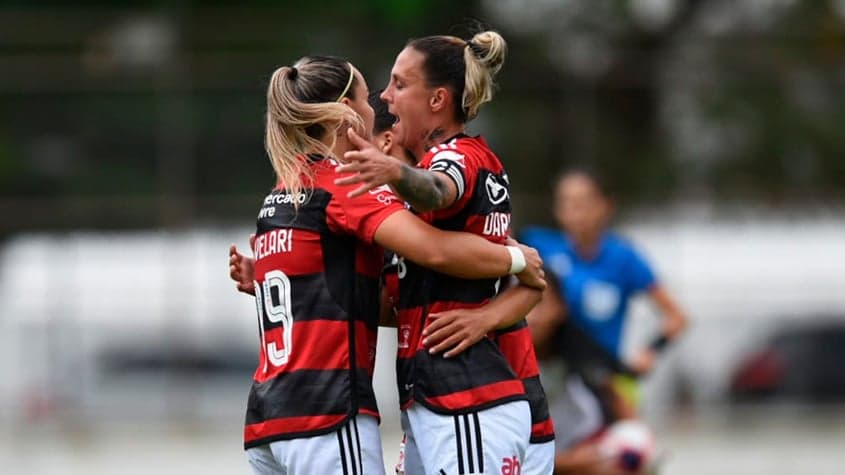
[288,66,298,80]
[336,63,355,102]
[465,40,484,58]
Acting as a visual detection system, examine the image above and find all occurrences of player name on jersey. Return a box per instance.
[483,211,510,237]
[254,228,293,260]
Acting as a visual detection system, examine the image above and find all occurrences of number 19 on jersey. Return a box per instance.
[254,269,294,372]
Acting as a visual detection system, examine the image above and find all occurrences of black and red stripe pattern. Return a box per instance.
[396,136,527,414]
[495,320,555,443]
[244,156,404,448]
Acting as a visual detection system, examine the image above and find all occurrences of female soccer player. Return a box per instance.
[238,55,545,475]
[521,170,687,417]
[521,170,687,474]
[334,30,553,474]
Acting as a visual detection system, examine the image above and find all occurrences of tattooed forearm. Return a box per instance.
[394,163,451,212]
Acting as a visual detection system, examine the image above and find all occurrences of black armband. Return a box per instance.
[428,158,466,200]
[649,334,671,352]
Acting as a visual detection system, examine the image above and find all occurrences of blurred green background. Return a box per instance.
[2,0,843,233]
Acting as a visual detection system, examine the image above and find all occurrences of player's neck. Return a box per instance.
[415,120,464,158]
[573,233,602,260]
[328,133,354,163]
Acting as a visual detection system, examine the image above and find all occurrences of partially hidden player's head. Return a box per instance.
[368,89,415,165]
[380,30,506,154]
[554,169,614,245]
[265,56,373,199]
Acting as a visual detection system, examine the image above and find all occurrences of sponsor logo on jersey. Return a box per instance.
[501,455,521,475]
[583,279,621,321]
[485,174,509,204]
[398,323,412,348]
[259,192,309,218]
[263,192,308,206]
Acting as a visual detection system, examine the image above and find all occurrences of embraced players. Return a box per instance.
[334,30,554,474]
[229,55,544,474]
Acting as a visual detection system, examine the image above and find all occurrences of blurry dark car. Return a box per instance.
[730,319,845,402]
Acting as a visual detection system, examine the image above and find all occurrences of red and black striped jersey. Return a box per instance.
[395,135,527,414]
[243,155,405,449]
[495,319,555,443]
[382,251,401,316]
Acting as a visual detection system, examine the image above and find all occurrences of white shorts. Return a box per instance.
[401,400,530,475]
[245,414,385,475]
[523,440,555,475]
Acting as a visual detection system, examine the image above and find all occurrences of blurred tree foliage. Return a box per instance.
[0,0,843,230]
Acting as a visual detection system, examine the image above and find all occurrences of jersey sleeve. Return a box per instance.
[428,149,469,202]
[424,143,480,212]
[327,185,406,245]
[626,245,657,293]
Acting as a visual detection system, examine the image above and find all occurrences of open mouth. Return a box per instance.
[387,105,401,129]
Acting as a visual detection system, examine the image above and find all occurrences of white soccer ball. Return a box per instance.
[598,420,656,472]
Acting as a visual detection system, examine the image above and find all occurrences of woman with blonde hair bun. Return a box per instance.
[239,54,545,475]
[335,30,555,475]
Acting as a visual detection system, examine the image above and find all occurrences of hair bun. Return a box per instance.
[466,40,485,58]
[469,31,506,72]
[461,30,507,122]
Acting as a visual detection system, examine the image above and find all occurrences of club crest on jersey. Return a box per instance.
[485,174,509,204]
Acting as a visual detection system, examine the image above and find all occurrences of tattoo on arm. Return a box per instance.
[394,127,459,211]
[394,164,451,212]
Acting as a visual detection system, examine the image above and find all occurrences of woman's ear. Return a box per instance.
[380,131,393,154]
[337,97,353,136]
[430,87,449,113]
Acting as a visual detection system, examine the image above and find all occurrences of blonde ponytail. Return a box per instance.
[462,30,507,121]
[264,59,364,207]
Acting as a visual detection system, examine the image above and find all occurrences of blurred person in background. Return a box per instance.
[527,271,646,475]
[522,169,687,416]
[231,54,544,475]
[333,30,551,474]
[522,169,688,474]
